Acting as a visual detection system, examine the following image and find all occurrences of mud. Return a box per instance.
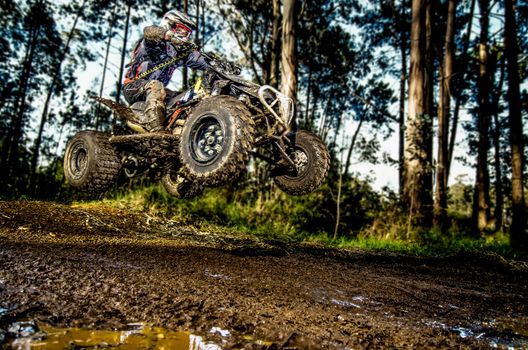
[0,200,527,349]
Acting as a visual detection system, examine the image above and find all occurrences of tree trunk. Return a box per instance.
[473,0,492,236]
[182,0,188,89]
[30,0,85,189]
[398,24,407,197]
[434,0,455,232]
[344,117,364,176]
[115,2,131,103]
[491,54,505,232]
[281,0,298,126]
[448,0,476,181]
[403,0,433,229]
[303,67,312,128]
[270,0,281,87]
[96,11,116,131]
[5,22,39,179]
[504,0,526,249]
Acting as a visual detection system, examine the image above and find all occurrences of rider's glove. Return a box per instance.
[165,31,197,52]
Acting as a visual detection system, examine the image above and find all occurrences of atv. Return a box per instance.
[63,52,330,198]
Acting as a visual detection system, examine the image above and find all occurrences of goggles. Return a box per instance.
[172,23,192,39]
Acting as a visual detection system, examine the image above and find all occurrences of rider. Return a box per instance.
[122,10,208,133]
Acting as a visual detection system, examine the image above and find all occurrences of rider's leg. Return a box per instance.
[143,80,166,132]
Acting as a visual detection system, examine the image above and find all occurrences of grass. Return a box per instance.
[73,184,527,263]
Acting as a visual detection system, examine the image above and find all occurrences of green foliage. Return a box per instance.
[80,179,525,261]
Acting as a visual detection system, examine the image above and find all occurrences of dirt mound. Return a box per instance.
[1,200,527,349]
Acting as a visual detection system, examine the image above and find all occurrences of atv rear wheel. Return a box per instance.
[161,172,203,199]
[274,130,330,196]
[63,131,121,194]
[179,96,255,186]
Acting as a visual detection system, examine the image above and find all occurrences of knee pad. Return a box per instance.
[145,80,166,101]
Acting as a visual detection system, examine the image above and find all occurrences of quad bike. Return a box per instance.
[63,52,330,198]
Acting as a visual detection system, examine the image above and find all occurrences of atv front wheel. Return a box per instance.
[161,172,203,199]
[63,131,121,194]
[179,96,255,186]
[274,130,330,196]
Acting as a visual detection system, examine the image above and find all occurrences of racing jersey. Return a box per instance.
[123,25,207,86]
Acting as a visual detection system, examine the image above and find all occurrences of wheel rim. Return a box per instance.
[292,149,309,174]
[69,142,88,180]
[189,115,225,164]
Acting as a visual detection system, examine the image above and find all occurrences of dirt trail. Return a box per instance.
[0,200,527,349]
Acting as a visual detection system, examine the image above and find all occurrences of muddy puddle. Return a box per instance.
[4,321,225,349]
[427,317,528,349]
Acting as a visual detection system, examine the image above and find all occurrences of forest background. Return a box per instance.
[0,0,526,255]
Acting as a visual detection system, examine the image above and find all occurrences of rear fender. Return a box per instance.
[90,96,140,124]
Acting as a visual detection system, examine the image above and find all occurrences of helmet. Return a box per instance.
[160,10,196,40]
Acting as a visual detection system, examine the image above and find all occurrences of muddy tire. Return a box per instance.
[63,131,121,194]
[161,172,204,199]
[179,96,255,186]
[274,130,330,196]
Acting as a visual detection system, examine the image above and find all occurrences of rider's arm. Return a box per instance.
[143,25,166,44]
[184,50,208,70]
[143,25,208,70]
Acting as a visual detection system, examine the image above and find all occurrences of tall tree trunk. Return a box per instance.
[403,0,433,229]
[115,2,131,103]
[448,0,476,181]
[182,0,188,89]
[344,117,364,176]
[398,25,407,197]
[303,67,312,128]
[195,0,200,46]
[270,0,281,87]
[491,54,505,232]
[434,0,455,232]
[5,22,39,180]
[281,0,298,126]
[30,0,85,189]
[473,0,492,235]
[504,0,526,249]
[96,11,116,131]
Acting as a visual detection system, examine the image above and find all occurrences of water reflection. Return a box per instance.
[8,322,221,350]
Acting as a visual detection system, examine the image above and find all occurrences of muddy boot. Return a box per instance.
[144,100,166,132]
[128,80,167,133]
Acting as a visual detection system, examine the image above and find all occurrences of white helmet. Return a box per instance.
[160,9,196,34]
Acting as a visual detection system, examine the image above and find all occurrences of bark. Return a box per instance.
[491,54,505,232]
[5,21,39,179]
[473,0,492,236]
[434,0,455,232]
[399,26,407,197]
[304,67,312,128]
[182,0,188,89]
[334,167,343,240]
[403,0,433,229]
[96,11,116,131]
[220,1,263,85]
[115,2,131,103]
[504,0,526,249]
[269,0,281,87]
[344,117,364,176]
[448,0,476,181]
[30,0,85,188]
[281,0,298,126]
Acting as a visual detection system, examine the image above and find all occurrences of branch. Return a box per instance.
[348,85,399,123]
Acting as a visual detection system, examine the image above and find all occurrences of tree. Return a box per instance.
[473,0,492,235]
[29,0,87,190]
[403,0,433,229]
[281,0,298,107]
[504,0,526,249]
[2,0,64,193]
[434,0,456,232]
